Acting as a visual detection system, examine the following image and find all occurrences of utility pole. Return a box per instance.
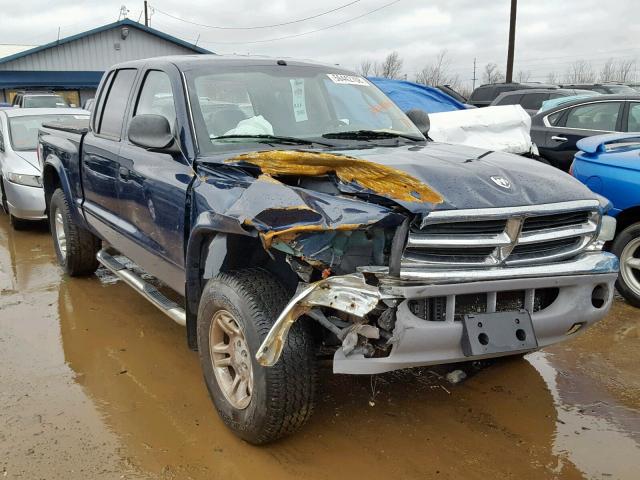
[505,0,517,83]
[472,57,477,89]
[144,1,149,26]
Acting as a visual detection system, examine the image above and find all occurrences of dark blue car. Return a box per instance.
[573,133,640,306]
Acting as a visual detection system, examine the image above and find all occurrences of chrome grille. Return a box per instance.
[403,200,600,268]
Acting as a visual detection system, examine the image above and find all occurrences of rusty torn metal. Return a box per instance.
[225,150,444,204]
[256,274,381,366]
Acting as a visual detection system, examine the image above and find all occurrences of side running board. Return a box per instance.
[96,249,186,327]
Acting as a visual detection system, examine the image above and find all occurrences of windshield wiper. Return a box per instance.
[322,130,424,142]
[210,134,334,147]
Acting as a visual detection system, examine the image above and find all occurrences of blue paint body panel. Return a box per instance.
[368,77,466,113]
[573,133,640,217]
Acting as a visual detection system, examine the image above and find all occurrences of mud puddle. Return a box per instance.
[1,215,638,479]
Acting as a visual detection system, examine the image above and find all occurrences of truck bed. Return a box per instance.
[41,118,90,135]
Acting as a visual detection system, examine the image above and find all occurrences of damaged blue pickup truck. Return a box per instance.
[38,56,619,444]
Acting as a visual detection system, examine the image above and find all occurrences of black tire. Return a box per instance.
[9,214,31,230]
[0,177,8,214]
[49,188,101,276]
[197,268,316,444]
[611,222,640,307]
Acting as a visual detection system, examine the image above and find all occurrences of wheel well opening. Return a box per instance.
[43,166,62,215]
[613,207,640,236]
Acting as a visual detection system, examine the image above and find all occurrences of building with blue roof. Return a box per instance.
[0,19,212,106]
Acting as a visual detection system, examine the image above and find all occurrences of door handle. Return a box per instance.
[118,166,130,180]
[551,136,568,142]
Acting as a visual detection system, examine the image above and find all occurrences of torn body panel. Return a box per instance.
[256,273,382,366]
[193,155,410,275]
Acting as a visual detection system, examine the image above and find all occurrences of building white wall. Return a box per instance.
[0,25,199,71]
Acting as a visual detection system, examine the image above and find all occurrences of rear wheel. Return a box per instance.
[49,188,101,276]
[612,222,640,307]
[197,268,316,444]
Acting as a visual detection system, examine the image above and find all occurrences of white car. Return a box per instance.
[0,108,90,229]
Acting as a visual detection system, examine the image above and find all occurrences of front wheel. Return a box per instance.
[49,188,101,276]
[197,268,317,444]
[612,222,640,307]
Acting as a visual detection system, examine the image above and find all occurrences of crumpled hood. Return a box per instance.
[338,143,597,211]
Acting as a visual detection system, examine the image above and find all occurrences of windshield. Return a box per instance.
[8,114,89,151]
[23,95,68,108]
[186,66,423,152]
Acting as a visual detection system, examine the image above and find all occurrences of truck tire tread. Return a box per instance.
[197,268,316,444]
[50,189,100,276]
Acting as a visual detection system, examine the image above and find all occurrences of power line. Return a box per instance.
[191,0,403,45]
[151,1,361,30]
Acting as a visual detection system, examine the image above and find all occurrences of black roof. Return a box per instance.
[476,81,558,89]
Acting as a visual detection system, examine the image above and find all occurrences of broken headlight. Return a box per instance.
[586,215,616,251]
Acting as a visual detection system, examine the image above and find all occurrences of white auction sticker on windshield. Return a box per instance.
[290,78,308,122]
[326,74,370,86]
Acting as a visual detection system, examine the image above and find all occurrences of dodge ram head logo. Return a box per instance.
[490,176,511,189]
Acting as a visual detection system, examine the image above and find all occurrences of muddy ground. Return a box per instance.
[0,215,638,480]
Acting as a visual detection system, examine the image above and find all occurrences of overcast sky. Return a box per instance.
[1,0,638,88]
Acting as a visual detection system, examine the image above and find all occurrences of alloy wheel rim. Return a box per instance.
[620,237,640,297]
[209,309,253,410]
[54,209,67,259]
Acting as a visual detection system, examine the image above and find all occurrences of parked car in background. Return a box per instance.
[491,88,599,116]
[468,82,558,107]
[435,84,468,104]
[82,98,95,112]
[530,95,640,171]
[39,56,618,443]
[560,83,638,95]
[369,77,467,113]
[628,83,640,93]
[11,91,69,108]
[0,107,89,229]
[367,78,537,156]
[572,133,640,306]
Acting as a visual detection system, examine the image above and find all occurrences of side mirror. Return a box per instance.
[128,114,177,151]
[406,109,430,137]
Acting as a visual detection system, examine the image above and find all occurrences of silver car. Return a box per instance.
[0,108,89,228]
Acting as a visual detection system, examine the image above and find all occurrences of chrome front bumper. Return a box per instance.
[4,180,46,220]
[257,252,619,374]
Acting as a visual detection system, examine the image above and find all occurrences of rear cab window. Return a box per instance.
[95,69,137,139]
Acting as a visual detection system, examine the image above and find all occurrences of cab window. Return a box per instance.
[97,69,137,139]
[134,70,176,131]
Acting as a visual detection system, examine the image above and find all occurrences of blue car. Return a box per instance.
[573,133,640,306]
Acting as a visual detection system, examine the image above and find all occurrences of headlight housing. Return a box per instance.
[6,172,42,187]
[586,215,616,251]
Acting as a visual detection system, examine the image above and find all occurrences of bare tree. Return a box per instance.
[564,60,595,83]
[357,59,374,77]
[615,59,636,82]
[415,49,461,89]
[599,58,636,82]
[482,63,505,84]
[515,70,531,82]
[546,71,558,84]
[375,51,404,79]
